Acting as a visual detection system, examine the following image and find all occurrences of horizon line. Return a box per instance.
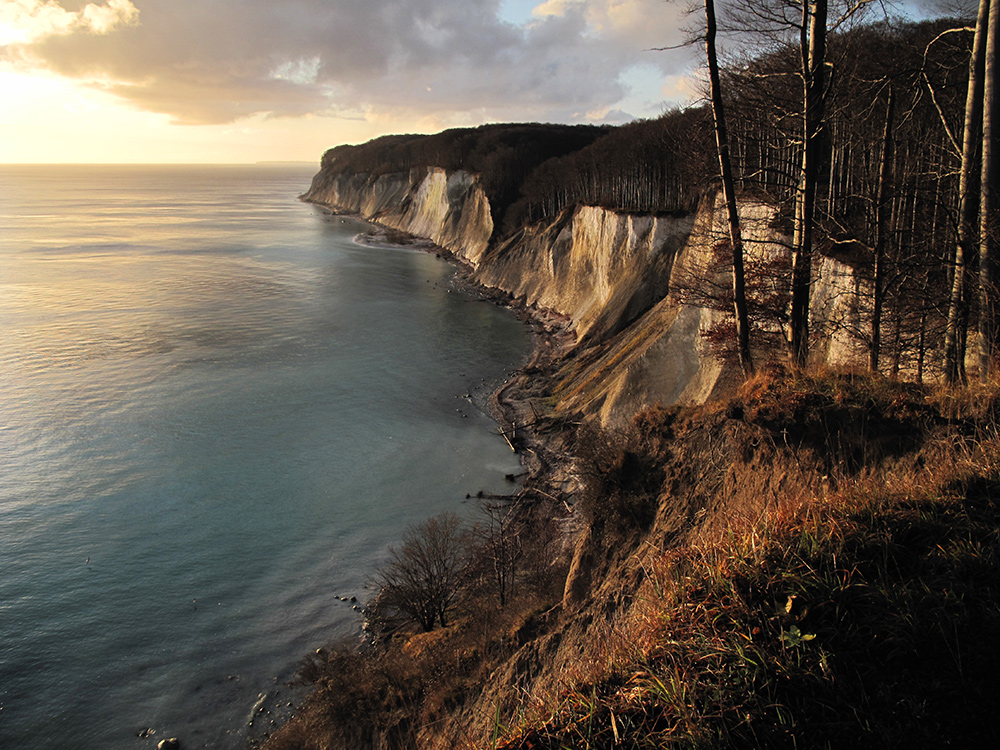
[0,160,317,166]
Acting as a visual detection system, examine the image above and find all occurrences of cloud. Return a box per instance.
[81,0,139,34]
[2,0,694,126]
[532,0,584,17]
[0,0,138,45]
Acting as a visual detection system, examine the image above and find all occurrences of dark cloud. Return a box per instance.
[5,0,692,125]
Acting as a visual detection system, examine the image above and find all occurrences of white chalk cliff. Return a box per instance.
[302,166,865,426]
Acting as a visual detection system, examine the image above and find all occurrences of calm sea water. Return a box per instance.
[0,165,529,749]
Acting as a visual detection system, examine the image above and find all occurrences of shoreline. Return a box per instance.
[251,203,581,730]
[350,216,578,498]
[313,204,579,500]
[238,205,575,748]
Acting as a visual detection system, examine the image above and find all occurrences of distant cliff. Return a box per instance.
[304,167,495,264]
[302,162,865,425]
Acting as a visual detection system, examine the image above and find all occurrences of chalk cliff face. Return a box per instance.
[473,206,691,345]
[302,166,865,426]
[304,166,494,265]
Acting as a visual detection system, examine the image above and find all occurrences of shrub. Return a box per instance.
[370,512,470,633]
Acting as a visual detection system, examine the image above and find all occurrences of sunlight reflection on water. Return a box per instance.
[0,165,529,749]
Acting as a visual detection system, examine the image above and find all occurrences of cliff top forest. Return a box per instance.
[264,5,1000,749]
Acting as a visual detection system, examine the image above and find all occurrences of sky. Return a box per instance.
[0,0,703,163]
[0,0,951,164]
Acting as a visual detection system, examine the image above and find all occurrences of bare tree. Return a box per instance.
[372,512,469,632]
[706,0,756,376]
[979,0,1000,375]
[871,85,895,372]
[789,0,829,367]
[475,499,522,608]
[945,0,990,382]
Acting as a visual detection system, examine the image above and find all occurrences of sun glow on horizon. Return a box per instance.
[0,66,397,164]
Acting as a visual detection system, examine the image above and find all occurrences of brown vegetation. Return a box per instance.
[370,512,470,633]
[262,367,1000,749]
[489,368,1000,749]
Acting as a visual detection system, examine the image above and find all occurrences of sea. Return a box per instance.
[0,164,530,749]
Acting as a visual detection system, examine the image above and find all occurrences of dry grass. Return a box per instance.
[491,369,1000,749]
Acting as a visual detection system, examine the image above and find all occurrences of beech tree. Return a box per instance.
[788,0,829,367]
[870,85,895,372]
[944,0,989,381]
[717,0,864,366]
[936,0,1000,379]
[706,0,755,376]
[979,0,1000,375]
[723,11,968,374]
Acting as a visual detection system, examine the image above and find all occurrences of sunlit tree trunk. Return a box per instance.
[706,0,754,376]
[789,0,828,367]
[980,0,1000,376]
[945,0,989,383]
[871,86,895,373]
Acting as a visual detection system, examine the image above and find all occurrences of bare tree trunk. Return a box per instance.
[789,0,828,367]
[891,310,902,378]
[706,0,755,377]
[980,0,1000,376]
[918,309,928,382]
[871,86,895,373]
[945,0,990,383]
